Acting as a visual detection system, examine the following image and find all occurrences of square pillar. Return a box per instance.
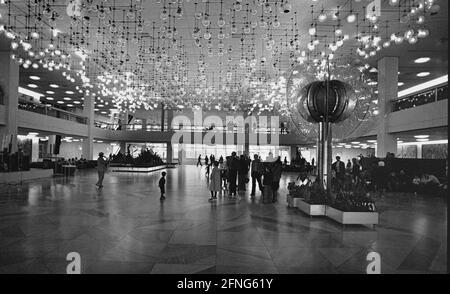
[82,94,95,160]
[142,118,148,131]
[161,104,165,132]
[167,109,174,131]
[0,44,19,154]
[166,142,173,163]
[377,57,398,158]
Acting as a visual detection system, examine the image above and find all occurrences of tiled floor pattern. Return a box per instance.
[0,166,446,274]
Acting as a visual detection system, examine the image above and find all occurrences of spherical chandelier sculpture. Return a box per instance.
[285,62,377,143]
[297,80,357,124]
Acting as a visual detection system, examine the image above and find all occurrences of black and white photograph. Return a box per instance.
[0,0,448,278]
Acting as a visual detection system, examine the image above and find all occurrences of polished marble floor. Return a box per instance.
[0,166,447,274]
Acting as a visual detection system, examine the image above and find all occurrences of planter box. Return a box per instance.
[111,165,169,173]
[293,198,305,208]
[287,195,304,208]
[326,206,379,227]
[297,200,327,216]
[287,195,295,208]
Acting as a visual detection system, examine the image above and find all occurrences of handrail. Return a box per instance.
[18,100,88,124]
[392,84,448,112]
[94,121,288,134]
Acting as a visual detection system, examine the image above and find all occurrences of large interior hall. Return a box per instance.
[0,0,448,275]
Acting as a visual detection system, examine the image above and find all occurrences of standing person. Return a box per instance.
[219,156,224,164]
[209,162,221,202]
[159,172,167,200]
[238,155,249,191]
[351,158,361,183]
[271,157,283,203]
[372,161,388,197]
[262,163,273,204]
[332,156,346,185]
[228,152,239,197]
[346,159,352,173]
[266,152,275,163]
[219,159,228,193]
[96,152,108,188]
[250,154,264,198]
[205,162,211,178]
[197,155,203,167]
[284,157,288,166]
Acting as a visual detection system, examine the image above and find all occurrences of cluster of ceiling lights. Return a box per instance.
[0,0,440,117]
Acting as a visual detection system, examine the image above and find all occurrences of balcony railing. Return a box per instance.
[18,100,88,125]
[393,84,448,112]
[94,121,288,134]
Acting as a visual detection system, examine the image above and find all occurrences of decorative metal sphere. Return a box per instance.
[297,80,357,124]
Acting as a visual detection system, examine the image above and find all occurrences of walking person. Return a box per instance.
[205,155,209,167]
[96,152,108,188]
[271,157,283,203]
[209,162,221,202]
[250,154,264,198]
[159,172,167,200]
[197,155,203,167]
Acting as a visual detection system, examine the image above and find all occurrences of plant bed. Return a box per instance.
[297,199,327,216]
[287,194,304,208]
[111,164,170,173]
[293,197,305,208]
[326,206,379,228]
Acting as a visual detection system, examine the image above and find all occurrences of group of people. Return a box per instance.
[200,152,283,203]
[331,156,362,184]
[329,155,446,197]
[62,157,90,168]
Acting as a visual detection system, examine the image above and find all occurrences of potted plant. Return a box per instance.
[326,182,379,228]
[297,178,331,216]
[110,149,166,172]
[287,182,306,208]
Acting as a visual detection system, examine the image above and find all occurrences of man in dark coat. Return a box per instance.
[228,152,239,196]
[332,156,346,183]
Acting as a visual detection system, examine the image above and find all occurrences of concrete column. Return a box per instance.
[82,94,95,160]
[377,57,398,158]
[290,146,298,164]
[417,144,423,159]
[119,141,127,155]
[31,137,39,162]
[167,109,174,131]
[166,142,173,163]
[244,113,250,156]
[122,111,129,130]
[0,43,19,154]
[142,118,147,131]
[161,103,166,132]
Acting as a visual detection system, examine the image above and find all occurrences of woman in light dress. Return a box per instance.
[209,161,221,201]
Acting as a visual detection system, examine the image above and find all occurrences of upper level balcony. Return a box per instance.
[18,99,88,125]
[16,100,89,137]
[392,84,448,112]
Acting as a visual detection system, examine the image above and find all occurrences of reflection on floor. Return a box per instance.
[0,166,446,274]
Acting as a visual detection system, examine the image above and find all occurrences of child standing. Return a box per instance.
[159,172,167,200]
